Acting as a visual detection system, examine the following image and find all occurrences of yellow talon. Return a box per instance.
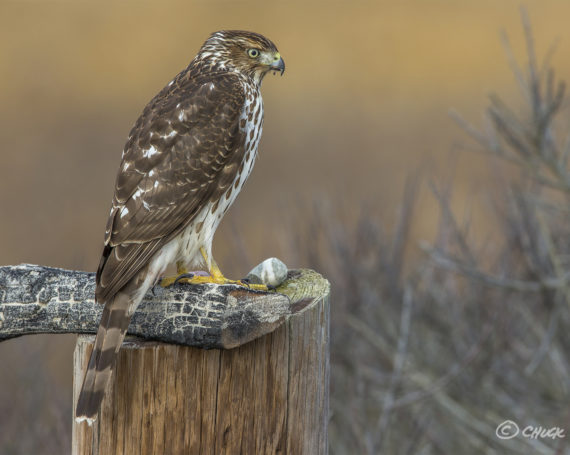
[160,261,189,287]
[160,251,268,291]
[168,274,267,290]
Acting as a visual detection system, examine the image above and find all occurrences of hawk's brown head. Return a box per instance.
[196,30,285,84]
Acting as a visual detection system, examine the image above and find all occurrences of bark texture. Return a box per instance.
[72,270,330,454]
[0,264,321,349]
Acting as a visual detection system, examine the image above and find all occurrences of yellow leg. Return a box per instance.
[202,248,224,280]
[160,249,267,290]
[177,261,188,275]
[159,261,189,287]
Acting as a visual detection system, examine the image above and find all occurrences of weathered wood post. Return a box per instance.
[72,270,329,455]
[0,264,329,454]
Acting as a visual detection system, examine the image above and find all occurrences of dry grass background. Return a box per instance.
[1,1,570,453]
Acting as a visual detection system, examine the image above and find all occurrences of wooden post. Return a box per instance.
[71,271,330,455]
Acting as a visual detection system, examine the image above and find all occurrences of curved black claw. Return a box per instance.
[174,272,196,285]
[240,278,274,291]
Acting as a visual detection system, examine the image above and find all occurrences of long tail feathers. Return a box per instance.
[75,293,133,424]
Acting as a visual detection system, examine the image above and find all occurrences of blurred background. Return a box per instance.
[1,1,570,453]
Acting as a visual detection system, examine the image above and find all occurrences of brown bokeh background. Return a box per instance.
[1,1,570,452]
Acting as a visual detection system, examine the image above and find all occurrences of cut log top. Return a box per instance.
[0,263,329,349]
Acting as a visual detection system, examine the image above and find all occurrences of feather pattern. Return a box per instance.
[76,30,283,422]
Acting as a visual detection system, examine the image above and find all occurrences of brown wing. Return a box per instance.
[95,71,247,303]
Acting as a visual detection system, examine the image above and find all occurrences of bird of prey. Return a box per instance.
[75,30,285,423]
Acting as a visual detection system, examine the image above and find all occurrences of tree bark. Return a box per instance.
[0,264,322,349]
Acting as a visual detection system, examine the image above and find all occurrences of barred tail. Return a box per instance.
[75,293,133,424]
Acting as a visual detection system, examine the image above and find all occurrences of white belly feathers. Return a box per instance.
[176,81,264,268]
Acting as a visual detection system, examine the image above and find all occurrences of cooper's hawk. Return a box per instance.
[75,30,284,423]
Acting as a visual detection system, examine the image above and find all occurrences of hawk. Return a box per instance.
[75,30,285,423]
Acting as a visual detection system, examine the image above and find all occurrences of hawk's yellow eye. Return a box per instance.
[247,49,260,58]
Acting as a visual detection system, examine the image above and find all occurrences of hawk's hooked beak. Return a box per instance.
[270,53,285,76]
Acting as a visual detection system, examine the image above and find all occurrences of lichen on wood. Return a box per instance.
[0,264,329,349]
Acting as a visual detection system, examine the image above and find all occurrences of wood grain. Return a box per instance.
[72,271,330,454]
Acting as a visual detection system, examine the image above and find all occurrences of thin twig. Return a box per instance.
[375,286,414,452]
